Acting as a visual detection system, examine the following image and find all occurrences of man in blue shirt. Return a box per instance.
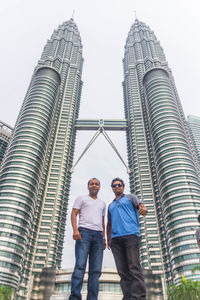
[107,178,147,300]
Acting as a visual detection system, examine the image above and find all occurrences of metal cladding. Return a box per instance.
[123,19,200,285]
[0,121,13,165]
[0,18,83,298]
[187,115,200,169]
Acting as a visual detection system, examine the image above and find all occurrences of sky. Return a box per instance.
[0,0,200,268]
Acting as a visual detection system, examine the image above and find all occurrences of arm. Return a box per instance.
[102,216,106,250]
[198,241,200,248]
[71,208,81,240]
[106,218,112,250]
[127,194,148,216]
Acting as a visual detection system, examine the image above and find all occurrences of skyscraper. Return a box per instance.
[123,19,200,285]
[0,18,83,299]
[0,121,13,165]
[0,16,200,300]
[188,115,200,167]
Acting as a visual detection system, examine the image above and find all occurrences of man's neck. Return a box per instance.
[89,194,97,199]
[115,193,123,200]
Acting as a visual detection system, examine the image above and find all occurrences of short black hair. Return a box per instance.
[111,177,125,187]
[198,214,200,223]
[88,178,100,186]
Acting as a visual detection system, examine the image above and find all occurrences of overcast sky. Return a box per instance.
[1,0,200,268]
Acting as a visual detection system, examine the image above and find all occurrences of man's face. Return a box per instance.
[88,179,100,196]
[112,180,124,196]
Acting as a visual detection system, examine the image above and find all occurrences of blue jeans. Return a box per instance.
[69,228,104,300]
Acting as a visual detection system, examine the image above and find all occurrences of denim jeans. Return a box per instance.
[69,228,104,300]
[111,234,146,300]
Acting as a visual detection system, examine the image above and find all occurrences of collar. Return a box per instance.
[114,193,125,202]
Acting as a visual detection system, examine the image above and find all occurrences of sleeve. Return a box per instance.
[107,204,111,222]
[126,194,142,208]
[72,196,83,210]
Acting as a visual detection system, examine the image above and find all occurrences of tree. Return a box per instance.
[192,265,200,273]
[167,275,200,300]
[0,286,13,300]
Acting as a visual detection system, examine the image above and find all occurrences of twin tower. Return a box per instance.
[0,18,200,299]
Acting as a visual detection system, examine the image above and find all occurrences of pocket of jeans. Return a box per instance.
[79,230,83,239]
[126,235,140,247]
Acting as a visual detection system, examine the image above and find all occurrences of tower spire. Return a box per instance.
[72,10,75,19]
[134,10,137,20]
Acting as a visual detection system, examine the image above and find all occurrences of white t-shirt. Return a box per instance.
[73,195,106,231]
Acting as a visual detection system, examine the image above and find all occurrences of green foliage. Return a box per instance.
[0,286,13,300]
[167,275,200,300]
[192,265,200,273]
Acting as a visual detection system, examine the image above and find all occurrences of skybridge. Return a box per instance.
[75,119,128,131]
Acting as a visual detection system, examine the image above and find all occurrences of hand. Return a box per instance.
[73,230,82,240]
[138,203,148,216]
[103,238,106,250]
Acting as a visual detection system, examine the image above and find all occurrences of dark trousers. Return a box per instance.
[111,234,146,300]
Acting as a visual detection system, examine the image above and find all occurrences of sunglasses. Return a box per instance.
[112,183,123,188]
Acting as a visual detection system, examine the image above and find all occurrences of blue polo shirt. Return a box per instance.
[108,194,140,239]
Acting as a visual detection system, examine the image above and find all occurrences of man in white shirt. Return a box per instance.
[69,178,106,300]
